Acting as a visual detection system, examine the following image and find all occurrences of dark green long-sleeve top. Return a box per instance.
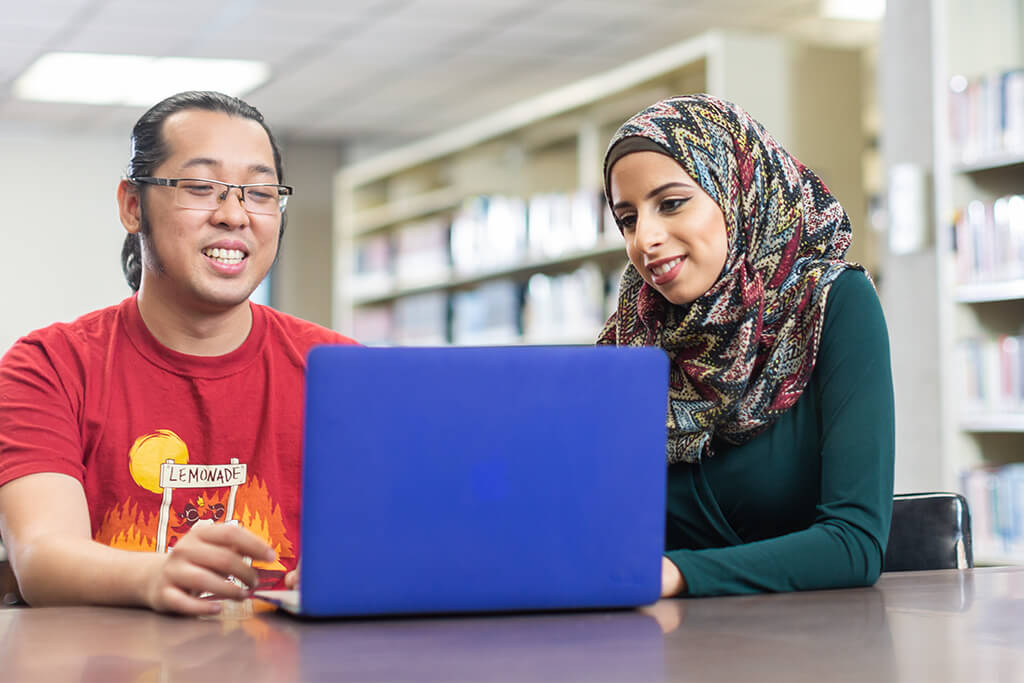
[665,269,895,596]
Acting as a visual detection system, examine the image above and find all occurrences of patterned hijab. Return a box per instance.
[597,94,861,464]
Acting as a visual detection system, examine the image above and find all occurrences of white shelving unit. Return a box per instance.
[932,0,1024,565]
[351,238,625,307]
[333,30,868,347]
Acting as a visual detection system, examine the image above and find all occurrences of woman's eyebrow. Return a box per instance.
[645,181,692,199]
[612,181,694,211]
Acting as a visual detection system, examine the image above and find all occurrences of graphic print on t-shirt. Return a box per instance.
[94,428,295,583]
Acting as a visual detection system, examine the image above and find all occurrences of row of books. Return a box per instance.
[350,191,619,298]
[953,194,1024,284]
[957,334,1024,414]
[948,68,1024,164]
[961,464,1024,560]
[351,266,622,347]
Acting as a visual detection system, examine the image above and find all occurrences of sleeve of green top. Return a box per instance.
[666,270,896,596]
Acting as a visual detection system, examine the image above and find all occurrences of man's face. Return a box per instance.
[131,109,282,315]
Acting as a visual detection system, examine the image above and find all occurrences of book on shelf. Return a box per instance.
[450,196,527,276]
[949,68,1024,165]
[602,198,620,242]
[349,188,628,346]
[953,193,1024,284]
[394,217,452,288]
[527,190,605,261]
[351,233,393,299]
[571,190,601,251]
[604,266,626,319]
[450,279,521,346]
[394,292,448,346]
[962,464,1024,562]
[957,334,1024,415]
[521,264,606,344]
[351,304,395,347]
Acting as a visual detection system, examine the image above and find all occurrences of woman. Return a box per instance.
[598,95,895,597]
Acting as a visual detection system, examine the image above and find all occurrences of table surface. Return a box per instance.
[1,566,1021,682]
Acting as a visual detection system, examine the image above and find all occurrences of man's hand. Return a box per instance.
[284,561,300,589]
[142,523,276,615]
[661,556,686,598]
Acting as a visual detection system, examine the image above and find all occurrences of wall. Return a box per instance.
[271,140,343,328]
[0,125,129,354]
[879,0,944,492]
[714,34,873,272]
[0,127,344,355]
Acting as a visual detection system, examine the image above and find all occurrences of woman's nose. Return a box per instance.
[635,214,666,251]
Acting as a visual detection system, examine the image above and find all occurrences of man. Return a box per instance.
[0,91,356,615]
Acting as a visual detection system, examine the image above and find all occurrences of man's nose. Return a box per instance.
[213,187,249,227]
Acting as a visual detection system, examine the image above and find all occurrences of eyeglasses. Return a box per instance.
[131,177,294,215]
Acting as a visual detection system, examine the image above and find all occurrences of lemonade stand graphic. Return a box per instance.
[128,429,247,553]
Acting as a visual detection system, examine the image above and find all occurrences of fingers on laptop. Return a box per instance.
[284,564,299,589]
[190,522,277,566]
[152,524,277,615]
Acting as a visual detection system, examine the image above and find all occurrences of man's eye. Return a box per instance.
[181,183,215,195]
[247,189,276,202]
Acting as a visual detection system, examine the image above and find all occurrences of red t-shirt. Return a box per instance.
[0,296,357,588]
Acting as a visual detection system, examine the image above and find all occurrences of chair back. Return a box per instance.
[883,492,973,572]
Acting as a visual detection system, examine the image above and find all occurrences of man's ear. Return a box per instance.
[117,179,143,234]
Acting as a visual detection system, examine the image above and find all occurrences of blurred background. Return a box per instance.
[0,0,1022,564]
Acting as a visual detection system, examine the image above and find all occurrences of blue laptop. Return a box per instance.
[257,345,668,617]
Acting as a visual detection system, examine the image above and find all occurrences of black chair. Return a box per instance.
[883,492,973,572]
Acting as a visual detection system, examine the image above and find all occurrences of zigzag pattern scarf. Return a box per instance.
[597,94,860,464]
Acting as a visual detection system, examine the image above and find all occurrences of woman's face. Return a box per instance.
[609,151,729,305]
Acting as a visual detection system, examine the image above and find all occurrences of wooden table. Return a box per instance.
[1,567,1021,682]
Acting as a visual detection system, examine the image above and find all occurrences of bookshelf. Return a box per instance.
[333,30,868,348]
[932,0,1024,565]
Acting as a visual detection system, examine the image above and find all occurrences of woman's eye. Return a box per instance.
[660,197,687,212]
[616,215,636,231]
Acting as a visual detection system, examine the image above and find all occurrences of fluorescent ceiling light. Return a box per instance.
[821,0,885,21]
[12,52,269,106]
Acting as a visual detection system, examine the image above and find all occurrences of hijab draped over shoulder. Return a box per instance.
[597,94,862,464]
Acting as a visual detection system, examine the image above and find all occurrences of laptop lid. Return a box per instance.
[296,345,668,617]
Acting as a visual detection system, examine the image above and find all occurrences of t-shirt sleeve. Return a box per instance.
[0,338,86,487]
[665,270,896,595]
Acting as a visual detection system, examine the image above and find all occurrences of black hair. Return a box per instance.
[121,90,286,292]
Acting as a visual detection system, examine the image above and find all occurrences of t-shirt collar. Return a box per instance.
[119,295,266,378]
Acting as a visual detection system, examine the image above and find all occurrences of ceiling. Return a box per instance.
[0,0,879,147]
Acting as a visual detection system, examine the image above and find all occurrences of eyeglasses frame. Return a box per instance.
[129,176,294,214]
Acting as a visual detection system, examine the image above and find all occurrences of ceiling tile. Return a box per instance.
[269,0,409,16]
[460,23,593,59]
[0,0,94,26]
[59,27,200,56]
[79,0,239,35]
[188,37,325,65]
[0,24,63,47]
[0,0,872,143]
[389,0,548,25]
[202,9,366,44]
[0,42,50,84]
[0,98,100,128]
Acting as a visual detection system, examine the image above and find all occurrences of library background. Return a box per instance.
[333,1,1024,568]
[0,0,1021,569]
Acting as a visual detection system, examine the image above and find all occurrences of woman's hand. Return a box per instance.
[141,523,276,616]
[661,556,686,597]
